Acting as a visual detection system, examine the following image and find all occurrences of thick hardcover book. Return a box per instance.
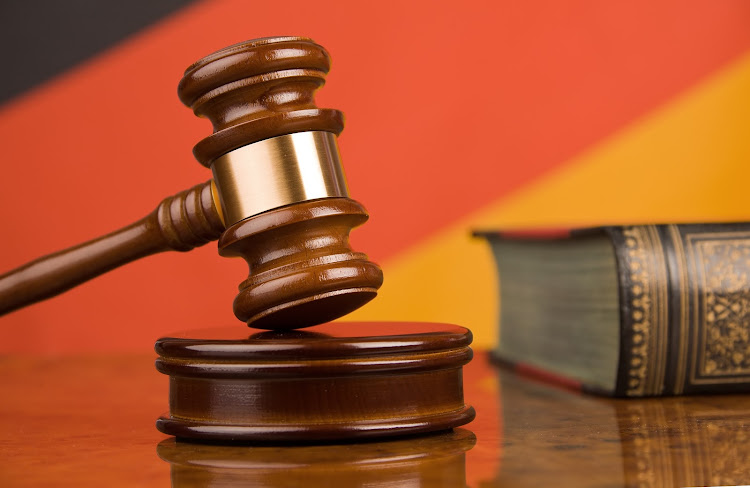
[477,223,750,397]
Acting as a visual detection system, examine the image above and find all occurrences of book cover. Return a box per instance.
[479,223,750,396]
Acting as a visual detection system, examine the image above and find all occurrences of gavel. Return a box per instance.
[1,37,475,442]
[0,36,383,330]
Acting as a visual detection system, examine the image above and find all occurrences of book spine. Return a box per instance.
[607,224,750,397]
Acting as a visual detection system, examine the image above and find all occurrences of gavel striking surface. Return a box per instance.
[155,322,475,442]
[6,352,750,486]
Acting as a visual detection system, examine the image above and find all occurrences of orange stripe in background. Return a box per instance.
[351,50,750,351]
[1,0,750,353]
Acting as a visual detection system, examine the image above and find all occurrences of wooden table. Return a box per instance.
[1,351,748,487]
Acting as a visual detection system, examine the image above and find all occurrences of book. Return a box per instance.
[476,223,750,397]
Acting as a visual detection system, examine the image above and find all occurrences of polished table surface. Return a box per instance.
[1,351,749,487]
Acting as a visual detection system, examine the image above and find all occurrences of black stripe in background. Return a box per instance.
[0,0,197,105]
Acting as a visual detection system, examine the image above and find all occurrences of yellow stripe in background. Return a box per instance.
[346,51,750,349]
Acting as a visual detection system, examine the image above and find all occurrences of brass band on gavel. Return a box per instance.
[210,131,349,226]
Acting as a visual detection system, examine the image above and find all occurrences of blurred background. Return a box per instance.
[1,0,749,353]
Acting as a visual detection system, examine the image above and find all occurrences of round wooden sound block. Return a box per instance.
[155,322,474,442]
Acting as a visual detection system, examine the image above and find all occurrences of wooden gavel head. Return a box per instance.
[178,37,383,330]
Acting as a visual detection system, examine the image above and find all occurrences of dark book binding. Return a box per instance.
[606,224,750,396]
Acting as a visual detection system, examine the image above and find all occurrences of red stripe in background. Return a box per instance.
[1,0,749,352]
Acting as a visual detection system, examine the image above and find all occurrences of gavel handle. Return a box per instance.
[0,181,224,317]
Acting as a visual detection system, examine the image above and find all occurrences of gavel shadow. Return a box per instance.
[157,428,476,487]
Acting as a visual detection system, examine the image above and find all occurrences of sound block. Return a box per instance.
[155,322,474,442]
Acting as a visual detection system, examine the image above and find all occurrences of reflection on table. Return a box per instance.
[158,429,475,487]
[480,366,750,487]
[1,352,748,486]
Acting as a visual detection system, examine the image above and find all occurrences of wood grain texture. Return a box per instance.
[2,352,750,486]
[0,37,381,331]
[487,370,750,487]
[218,198,383,329]
[178,36,382,330]
[178,36,343,167]
[0,181,222,316]
[155,322,474,442]
[157,429,475,487]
